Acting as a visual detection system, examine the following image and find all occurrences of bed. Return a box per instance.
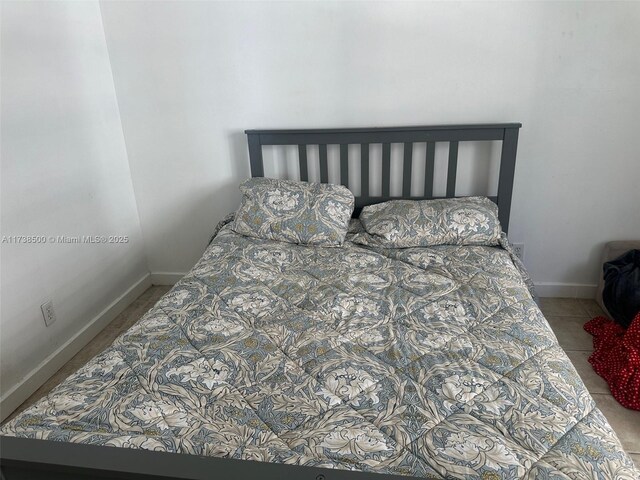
[1,124,638,480]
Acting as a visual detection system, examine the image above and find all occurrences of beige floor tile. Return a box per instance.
[565,350,610,395]
[539,298,589,317]
[630,453,640,468]
[149,285,172,300]
[578,299,608,318]
[69,339,106,365]
[108,288,158,330]
[107,309,144,334]
[592,394,640,453]
[546,315,594,351]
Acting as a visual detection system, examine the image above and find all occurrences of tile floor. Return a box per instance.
[541,298,640,466]
[4,291,640,466]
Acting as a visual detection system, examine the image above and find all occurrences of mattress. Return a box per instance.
[2,220,638,479]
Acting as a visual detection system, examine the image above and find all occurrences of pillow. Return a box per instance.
[231,177,354,246]
[352,196,502,248]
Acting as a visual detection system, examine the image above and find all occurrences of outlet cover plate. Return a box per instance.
[41,300,57,327]
[512,243,525,261]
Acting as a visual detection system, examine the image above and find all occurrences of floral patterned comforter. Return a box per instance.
[2,222,638,479]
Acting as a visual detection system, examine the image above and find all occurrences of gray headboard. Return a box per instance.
[245,123,521,233]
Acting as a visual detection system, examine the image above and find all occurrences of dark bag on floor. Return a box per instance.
[603,249,640,328]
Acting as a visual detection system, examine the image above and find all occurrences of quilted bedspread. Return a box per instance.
[2,222,638,479]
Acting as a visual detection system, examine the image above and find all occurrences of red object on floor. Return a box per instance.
[584,311,640,410]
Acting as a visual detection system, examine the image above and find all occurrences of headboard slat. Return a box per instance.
[381,143,391,197]
[446,141,459,198]
[402,142,413,197]
[424,142,436,198]
[298,145,308,181]
[319,144,328,183]
[245,123,521,233]
[339,144,349,187]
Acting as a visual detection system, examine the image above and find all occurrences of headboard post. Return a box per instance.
[247,133,264,177]
[497,126,520,233]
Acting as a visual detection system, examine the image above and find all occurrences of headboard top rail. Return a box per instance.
[245,123,522,135]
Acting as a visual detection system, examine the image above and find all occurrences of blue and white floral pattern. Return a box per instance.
[232,178,354,246]
[354,197,502,248]
[1,218,637,478]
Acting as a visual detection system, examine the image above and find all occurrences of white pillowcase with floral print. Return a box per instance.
[352,197,502,248]
[232,177,354,246]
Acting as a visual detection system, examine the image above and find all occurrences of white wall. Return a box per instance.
[0,1,149,417]
[100,1,640,290]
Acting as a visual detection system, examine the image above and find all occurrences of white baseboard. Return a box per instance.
[0,273,152,422]
[150,272,186,285]
[534,282,597,299]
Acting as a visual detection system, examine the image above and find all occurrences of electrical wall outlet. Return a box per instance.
[512,243,525,261]
[41,300,57,327]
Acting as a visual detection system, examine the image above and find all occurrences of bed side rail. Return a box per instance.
[0,435,422,480]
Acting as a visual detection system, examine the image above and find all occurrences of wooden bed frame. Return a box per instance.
[0,123,521,480]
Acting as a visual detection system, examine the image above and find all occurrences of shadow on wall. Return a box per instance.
[583,242,610,287]
[196,129,250,249]
[138,129,250,272]
[227,129,252,183]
